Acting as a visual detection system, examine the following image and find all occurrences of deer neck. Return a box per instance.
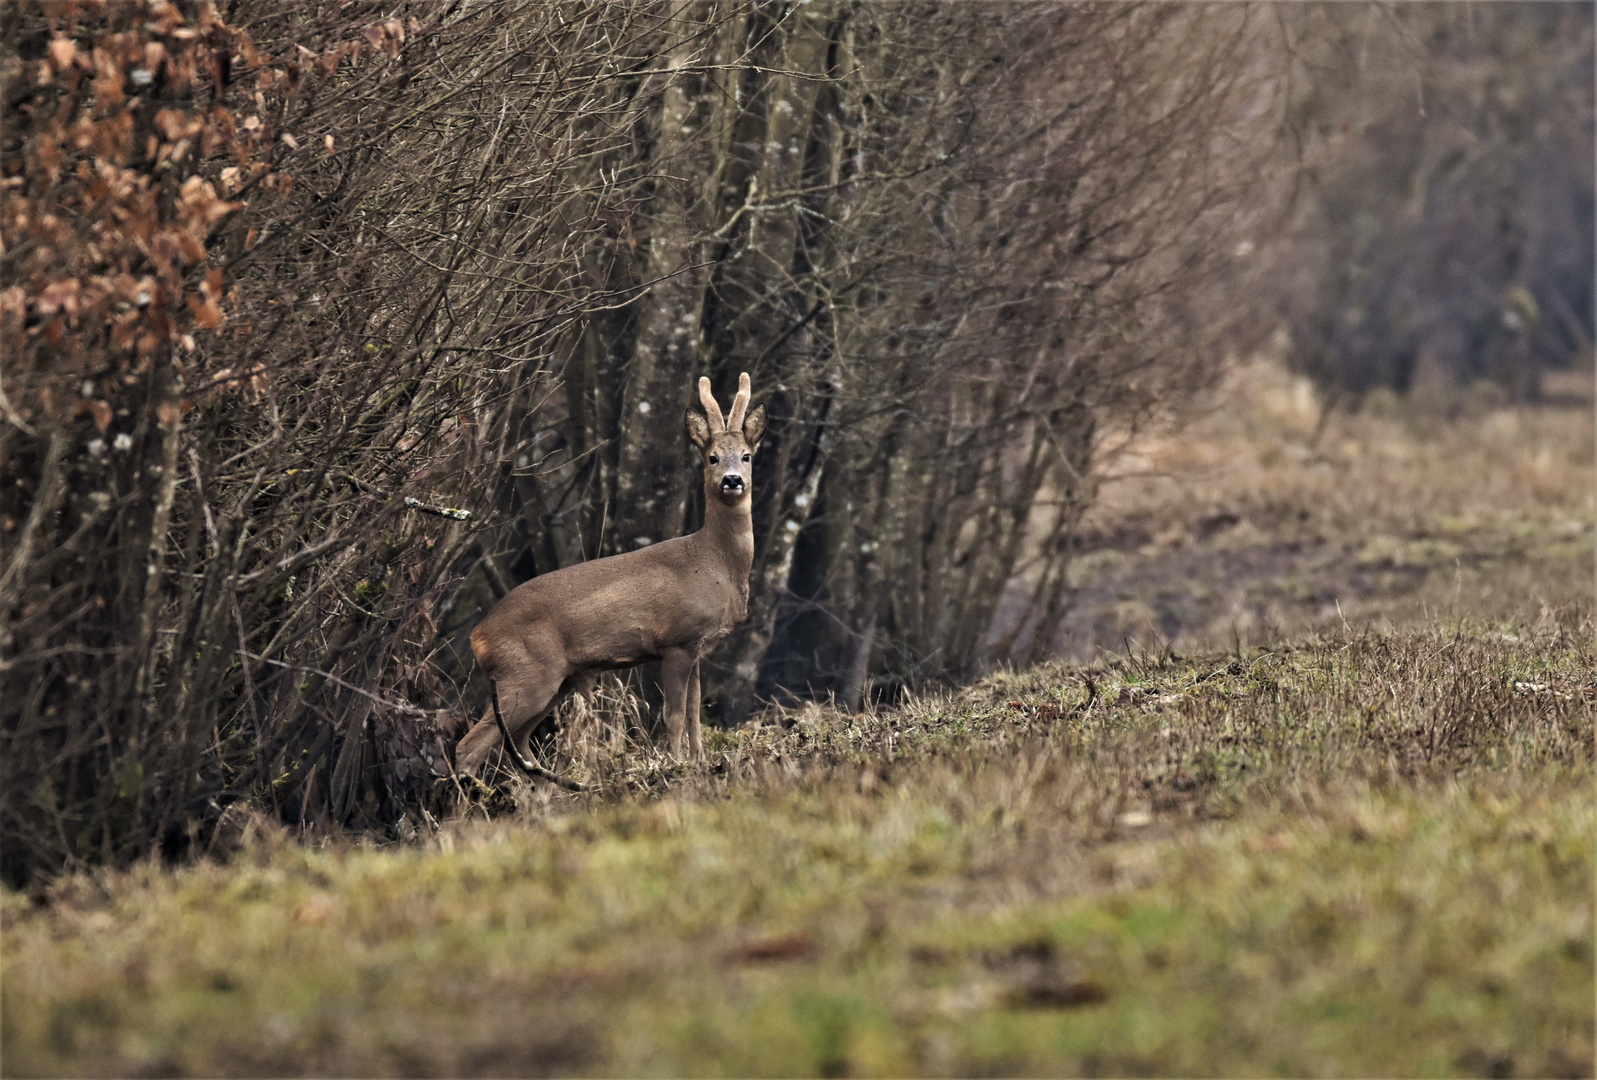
[698,484,755,577]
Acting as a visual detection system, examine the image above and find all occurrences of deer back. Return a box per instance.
[470,532,746,674]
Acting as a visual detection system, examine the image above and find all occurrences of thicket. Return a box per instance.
[1,0,1277,881]
[1264,3,1594,402]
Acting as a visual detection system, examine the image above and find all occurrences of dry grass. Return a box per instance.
[3,361,1593,1077]
[1049,360,1594,657]
[5,611,1592,1077]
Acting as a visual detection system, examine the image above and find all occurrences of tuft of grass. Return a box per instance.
[4,612,1592,1077]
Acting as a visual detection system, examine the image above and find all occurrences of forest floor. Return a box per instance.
[4,363,1593,1078]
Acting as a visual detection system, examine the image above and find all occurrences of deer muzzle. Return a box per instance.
[719,472,745,495]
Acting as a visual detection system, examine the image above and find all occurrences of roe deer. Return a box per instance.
[455,372,766,777]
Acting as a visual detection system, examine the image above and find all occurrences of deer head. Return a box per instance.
[685,371,766,505]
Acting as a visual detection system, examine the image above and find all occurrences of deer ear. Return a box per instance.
[741,402,767,451]
[685,407,712,449]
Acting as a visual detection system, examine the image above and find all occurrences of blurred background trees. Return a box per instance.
[2,0,1588,881]
[1264,2,1593,405]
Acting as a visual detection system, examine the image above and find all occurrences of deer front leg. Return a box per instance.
[687,659,703,761]
[565,668,597,731]
[660,647,694,759]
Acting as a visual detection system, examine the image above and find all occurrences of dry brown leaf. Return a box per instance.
[47,37,77,69]
[176,231,205,264]
[155,108,201,141]
[36,279,81,316]
[189,295,222,329]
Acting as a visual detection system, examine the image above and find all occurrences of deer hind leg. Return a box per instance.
[455,658,567,776]
[500,660,572,765]
[660,647,695,759]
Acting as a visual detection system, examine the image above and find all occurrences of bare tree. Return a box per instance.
[1263,3,1593,402]
[2,0,1278,881]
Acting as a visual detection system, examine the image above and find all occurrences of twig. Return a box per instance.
[286,469,474,520]
[0,430,62,597]
[403,496,471,521]
[242,652,426,714]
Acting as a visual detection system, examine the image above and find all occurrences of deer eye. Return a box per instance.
[742,453,751,462]
[708,454,718,464]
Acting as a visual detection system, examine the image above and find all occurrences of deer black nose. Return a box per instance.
[720,474,745,493]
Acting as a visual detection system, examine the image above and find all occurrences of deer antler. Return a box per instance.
[727,372,751,432]
[698,376,726,431]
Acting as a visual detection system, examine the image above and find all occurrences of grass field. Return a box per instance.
[1040,361,1596,658]
[4,366,1593,1078]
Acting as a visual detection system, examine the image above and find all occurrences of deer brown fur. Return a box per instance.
[455,372,767,774]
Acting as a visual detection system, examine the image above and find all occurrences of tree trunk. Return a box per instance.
[613,4,722,552]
